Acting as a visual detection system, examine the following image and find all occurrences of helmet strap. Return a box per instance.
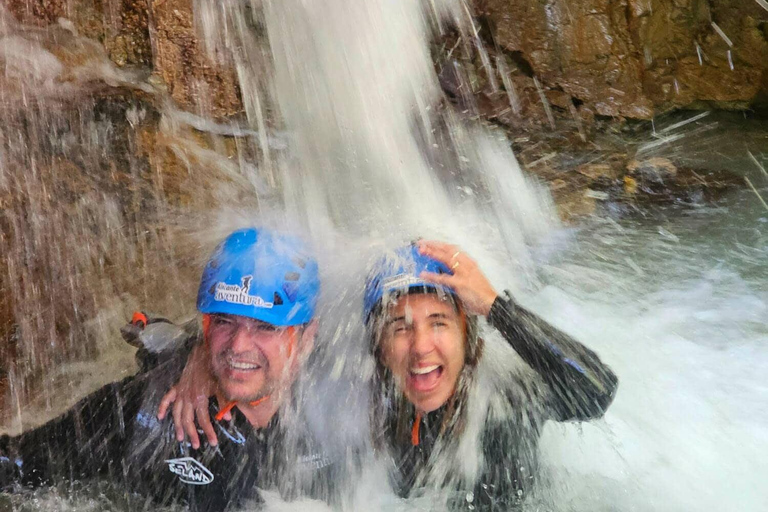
[215,395,269,422]
[411,411,422,446]
[286,326,297,358]
[201,313,212,342]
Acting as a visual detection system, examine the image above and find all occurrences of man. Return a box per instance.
[0,228,335,510]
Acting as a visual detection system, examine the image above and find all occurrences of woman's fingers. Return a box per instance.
[158,385,216,448]
[418,240,497,316]
[157,387,177,420]
[172,399,186,443]
[181,402,201,449]
[418,240,477,275]
[417,240,459,266]
[196,397,218,447]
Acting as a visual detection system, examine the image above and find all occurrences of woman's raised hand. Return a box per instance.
[417,240,498,317]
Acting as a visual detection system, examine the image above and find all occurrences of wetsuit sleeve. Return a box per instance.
[0,375,145,490]
[487,291,618,421]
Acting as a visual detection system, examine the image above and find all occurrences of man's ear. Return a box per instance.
[297,320,318,359]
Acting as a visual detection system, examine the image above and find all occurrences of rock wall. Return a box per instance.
[0,4,254,409]
[475,0,768,119]
[5,0,242,117]
[7,0,767,122]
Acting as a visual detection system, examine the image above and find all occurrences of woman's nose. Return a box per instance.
[410,325,435,356]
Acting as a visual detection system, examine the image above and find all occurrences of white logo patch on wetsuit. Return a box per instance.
[166,457,214,485]
[214,276,274,309]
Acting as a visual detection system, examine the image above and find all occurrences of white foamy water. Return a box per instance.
[527,187,768,511]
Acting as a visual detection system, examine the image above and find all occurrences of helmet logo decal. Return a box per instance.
[214,275,274,309]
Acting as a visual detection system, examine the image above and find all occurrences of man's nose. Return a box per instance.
[229,326,256,353]
[410,324,435,356]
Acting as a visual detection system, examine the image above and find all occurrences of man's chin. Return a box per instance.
[216,378,267,404]
[221,389,266,404]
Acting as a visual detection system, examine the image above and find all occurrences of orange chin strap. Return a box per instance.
[411,412,422,446]
[201,314,212,341]
[215,395,269,422]
[286,325,297,358]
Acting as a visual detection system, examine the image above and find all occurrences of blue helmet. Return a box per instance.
[197,228,319,326]
[363,243,454,323]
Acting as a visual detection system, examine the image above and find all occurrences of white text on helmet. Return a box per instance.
[214,276,274,309]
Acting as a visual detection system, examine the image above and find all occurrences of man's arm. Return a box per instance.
[487,292,618,421]
[0,375,144,490]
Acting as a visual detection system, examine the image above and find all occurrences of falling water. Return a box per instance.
[1,0,768,511]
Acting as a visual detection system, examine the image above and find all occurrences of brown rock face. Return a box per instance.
[6,0,152,67]
[8,0,767,122]
[5,0,244,118]
[475,0,768,118]
[147,0,242,117]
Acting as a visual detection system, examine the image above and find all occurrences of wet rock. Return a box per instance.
[578,163,619,182]
[473,0,768,119]
[5,0,244,118]
[615,163,739,209]
[0,94,212,409]
[555,163,742,221]
[474,0,655,119]
[660,166,742,203]
[552,187,598,221]
[5,0,152,67]
[627,157,678,184]
[0,19,151,102]
[147,0,243,118]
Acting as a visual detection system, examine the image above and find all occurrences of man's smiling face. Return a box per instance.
[208,314,296,402]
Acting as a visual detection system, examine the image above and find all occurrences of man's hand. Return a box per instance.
[157,343,225,448]
[417,240,498,317]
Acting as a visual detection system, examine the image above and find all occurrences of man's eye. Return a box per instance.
[213,316,234,326]
[256,324,279,333]
[431,321,447,328]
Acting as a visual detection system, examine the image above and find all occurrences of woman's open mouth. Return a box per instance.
[407,364,443,392]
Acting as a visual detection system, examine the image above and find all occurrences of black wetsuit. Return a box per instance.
[0,334,336,510]
[388,292,619,510]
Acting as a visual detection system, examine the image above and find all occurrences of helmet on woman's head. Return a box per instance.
[363,243,455,324]
[197,228,319,326]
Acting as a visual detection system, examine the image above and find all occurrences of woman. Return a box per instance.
[363,240,618,509]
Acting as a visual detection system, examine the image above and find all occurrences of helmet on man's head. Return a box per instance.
[363,243,455,324]
[197,228,319,326]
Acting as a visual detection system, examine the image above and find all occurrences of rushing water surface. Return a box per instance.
[1,0,768,510]
[534,185,768,511]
